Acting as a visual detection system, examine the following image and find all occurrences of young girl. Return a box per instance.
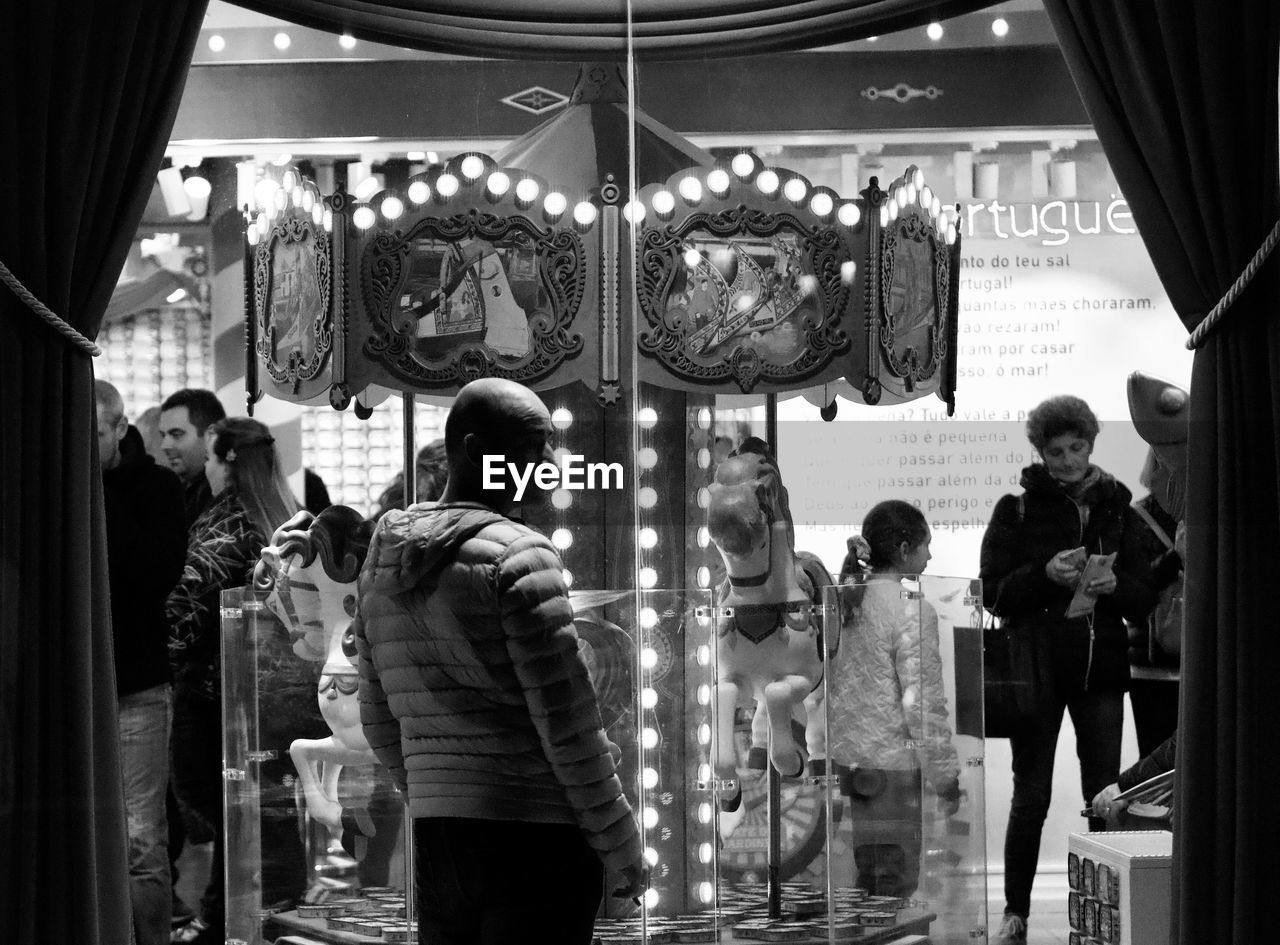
[828,500,961,898]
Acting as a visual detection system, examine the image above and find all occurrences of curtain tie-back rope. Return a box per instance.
[0,258,101,356]
[1186,218,1280,350]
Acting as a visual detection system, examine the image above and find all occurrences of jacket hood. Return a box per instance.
[104,425,157,480]
[363,502,509,594]
[1020,462,1131,507]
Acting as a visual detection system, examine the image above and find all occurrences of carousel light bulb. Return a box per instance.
[641,687,658,708]
[273,31,291,50]
[992,16,1010,37]
[879,204,889,227]
[301,189,315,212]
[642,728,659,749]
[339,33,357,49]
[946,224,958,245]
[312,203,324,226]
[697,566,711,587]
[698,764,712,782]
[272,187,288,212]
[435,173,459,198]
[255,211,270,236]
[460,155,485,180]
[543,192,567,217]
[282,170,298,193]
[551,407,574,429]
[697,723,711,745]
[697,684,711,705]
[638,487,658,508]
[637,406,659,428]
[644,889,660,910]
[838,202,861,227]
[921,185,934,208]
[699,843,713,865]
[562,569,574,587]
[696,407,712,429]
[353,176,380,201]
[683,248,702,268]
[638,447,658,469]
[679,176,703,203]
[697,645,711,665]
[551,528,573,550]
[906,183,917,204]
[352,206,376,229]
[515,178,539,204]
[639,567,658,589]
[809,192,834,217]
[246,227,260,246]
[731,152,755,177]
[207,34,225,52]
[641,648,659,670]
[623,199,646,224]
[644,848,661,867]
[913,167,925,189]
[572,201,597,227]
[697,803,712,824]
[651,190,675,217]
[889,200,900,221]
[841,260,857,284]
[639,605,659,627]
[486,171,511,197]
[322,209,333,232]
[407,181,431,204]
[642,767,659,788]
[697,448,711,469]
[783,178,807,203]
[707,168,731,195]
[931,196,942,218]
[380,196,404,220]
[553,447,572,465]
[926,21,943,40]
[756,170,780,195]
[699,882,715,904]
[897,186,910,209]
[697,526,710,548]
[643,807,659,829]
[551,489,572,510]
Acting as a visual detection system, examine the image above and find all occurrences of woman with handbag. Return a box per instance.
[979,395,1155,945]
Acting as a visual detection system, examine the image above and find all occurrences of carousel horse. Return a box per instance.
[707,437,831,810]
[254,506,379,858]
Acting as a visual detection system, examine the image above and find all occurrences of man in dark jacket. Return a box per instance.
[158,388,225,528]
[354,378,645,945]
[96,380,187,945]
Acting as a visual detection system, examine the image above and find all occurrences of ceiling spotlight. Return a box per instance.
[273,32,291,50]
[926,22,943,41]
[992,18,1010,37]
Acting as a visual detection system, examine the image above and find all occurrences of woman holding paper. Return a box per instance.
[979,395,1156,945]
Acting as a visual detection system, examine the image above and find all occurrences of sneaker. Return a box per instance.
[995,913,1027,944]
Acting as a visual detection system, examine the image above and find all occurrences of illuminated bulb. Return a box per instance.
[638,487,657,508]
[697,645,711,666]
[460,155,485,179]
[707,169,731,196]
[697,684,711,705]
[921,185,933,208]
[551,528,573,550]
[551,489,572,510]
[783,178,807,203]
[736,295,755,311]
[798,274,818,296]
[644,889,660,910]
[913,167,925,189]
[354,176,380,201]
[641,687,658,708]
[254,178,277,209]
[551,407,573,429]
[641,648,659,670]
[696,408,712,429]
[697,803,712,824]
[697,448,711,469]
[311,202,323,227]
[380,196,404,220]
[931,197,942,218]
[679,176,703,203]
[562,569,574,587]
[906,183,917,204]
[638,447,658,469]
[272,187,287,212]
[642,767,659,789]
[639,606,659,628]
[889,201,900,221]
[642,728,659,749]
[698,724,711,745]
[246,226,260,246]
[696,487,710,509]
[255,212,270,236]
[699,882,715,904]
[992,17,1009,37]
[639,528,658,549]
[339,33,357,49]
[926,21,943,40]
[697,566,711,588]
[291,184,304,205]
[639,567,658,589]
[643,808,659,829]
[435,173,459,197]
[879,204,889,227]
[756,170,780,195]
[731,152,755,177]
[623,200,646,224]
[651,190,675,216]
[841,260,857,284]
[572,201,597,226]
[282,170,298,193]
[809,192,834,217]
[207,34,225,52]
[696,526,710,548]
[698,764,711,782]
[273,31,291,50]
[946,224,958,245]
[897,187,909,210]
[408,181,431,204]
[543,191,567,217]
[699,843,713,865]
[515,178,539,204]
[644,848,660,867]
[486,171,511,196]
[637,406,658,428]
[838,203,861,227]
[683,248,702,268]
[322,209,333,232]
[301,189,315,212]
[553,447,572,465]
[352,206,376,229]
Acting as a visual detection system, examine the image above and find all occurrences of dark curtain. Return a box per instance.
[0,3,207,943]
[1043,2,1280,942]
[234,0,995,58]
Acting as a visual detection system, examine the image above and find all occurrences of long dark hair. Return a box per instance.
[209,417,298,538]
[840,500,929,613]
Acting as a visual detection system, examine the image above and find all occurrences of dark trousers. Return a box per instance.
[1003,688,1123,918]
[845,767,924,899]
[171,690,224,937]
[413,817,604,945]
[1129,678,1179,758]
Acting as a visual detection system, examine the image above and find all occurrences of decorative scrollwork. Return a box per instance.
[877,212,949,391]
[636,207,851,393]
[361,210,585,389]
[253,217,333,391]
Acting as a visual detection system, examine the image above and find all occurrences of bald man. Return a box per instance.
[353,379,644,945]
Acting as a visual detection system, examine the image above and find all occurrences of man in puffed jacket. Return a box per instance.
[353,379,645,945]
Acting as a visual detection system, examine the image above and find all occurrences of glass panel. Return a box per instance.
[821,575,986,945]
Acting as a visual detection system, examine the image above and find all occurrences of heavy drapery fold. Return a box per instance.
[1043,2,1280,942]
[0,3,208,943]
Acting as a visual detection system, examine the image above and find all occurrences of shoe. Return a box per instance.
[171,916,207,944]
[995,913,1027,944]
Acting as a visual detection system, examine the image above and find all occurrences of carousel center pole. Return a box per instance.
[765,392,781,920]
[402,391,417,942]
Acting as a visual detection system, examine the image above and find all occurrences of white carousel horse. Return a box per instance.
[706,437,830,809]
[254,507,379,857]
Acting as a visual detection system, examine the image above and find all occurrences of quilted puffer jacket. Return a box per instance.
[352,501,641,872]
[826,580,960,790]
